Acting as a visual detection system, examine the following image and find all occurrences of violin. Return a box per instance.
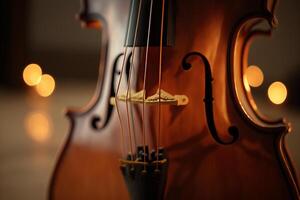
[49,0,300,199]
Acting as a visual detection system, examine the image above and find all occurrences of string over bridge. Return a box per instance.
[110,89,189,106]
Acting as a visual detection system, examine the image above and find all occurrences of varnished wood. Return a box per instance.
[49,0,300,199]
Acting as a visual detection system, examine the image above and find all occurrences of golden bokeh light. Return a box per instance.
[23,64,42,86]
[24,112,51,143]
[245,65,264,87]
[268,81,287,105]
[36,74,55,97]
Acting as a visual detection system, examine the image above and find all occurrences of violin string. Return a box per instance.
[125,0,143,159]
[115,1,135,158]
[141,0,154,169]
[129,64,137,151]
[157,0,165,167]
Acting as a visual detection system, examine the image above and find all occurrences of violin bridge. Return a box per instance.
[110,89,189,106]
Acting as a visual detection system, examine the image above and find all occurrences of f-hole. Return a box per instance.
[91,53,124,130]
[182,52,239,145]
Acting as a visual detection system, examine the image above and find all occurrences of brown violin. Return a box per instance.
[49,0,300,199]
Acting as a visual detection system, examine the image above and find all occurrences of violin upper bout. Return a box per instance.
[228,0,287,133]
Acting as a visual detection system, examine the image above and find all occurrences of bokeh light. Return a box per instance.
[23,64,42,86]
[268,81,287,105]
[245,65,264,87]
[35,74,55,97]
[24,112,51,143]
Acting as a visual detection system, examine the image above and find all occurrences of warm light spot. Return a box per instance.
[245,65,264,87]
[23,64,42,86]
[24,112,51,143]
[36,74,55,97]
[268,81,287,105]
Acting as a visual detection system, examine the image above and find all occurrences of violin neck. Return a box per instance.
[125,0,175,47]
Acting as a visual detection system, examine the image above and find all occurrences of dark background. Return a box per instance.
[0,0,299,199]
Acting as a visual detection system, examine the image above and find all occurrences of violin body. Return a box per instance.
[49,0,300,199]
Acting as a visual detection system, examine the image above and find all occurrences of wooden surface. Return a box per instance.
[0,0,300,199]
[0,82,300,199]
[49,0,300,199]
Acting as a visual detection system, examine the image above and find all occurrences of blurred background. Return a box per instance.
[0,0,299,199]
